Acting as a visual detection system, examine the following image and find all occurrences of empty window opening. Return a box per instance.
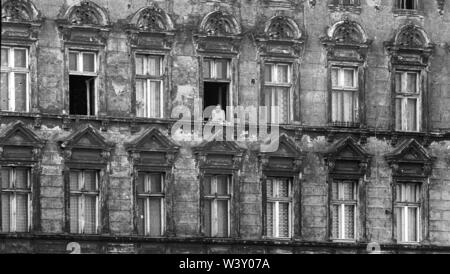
[204,82,228,116]
[397,0,417,10]
[69,75,96,116]
[203,59,231,120]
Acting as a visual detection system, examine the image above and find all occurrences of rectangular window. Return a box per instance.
[69,169,99,234]
[396,0,417,10]
[135,55,163,118]
[203,175,231,237]
[203,59,230,118]
[266,178,292,238]
[0,46,29,112]
[136,172,165,236]
[68,51,97,116]
[395,183,421,243]
[331,180,357,240]
[264,63,291,124]
[1,167,31,233]
[331,67,359,126]
[395,71,420,132]
[332,0,358,6]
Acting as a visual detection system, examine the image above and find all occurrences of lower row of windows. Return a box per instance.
[0,167,422,243]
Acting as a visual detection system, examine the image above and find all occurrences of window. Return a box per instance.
[69,169,99,234]
[203,175,231,237]
[395,183,420,243]
[1,167,31,233]
[68,51,97,116]
[395,71,420,132]
[331,180,357,240]
[266,178,292,238]
[135,55,164,118]
[396,0,417,10]
[331,67,359,126]
[136,172,165,236]
[331,0,359,6]
[203,59,230,116]
[0,47,29,112]
[264,63,291,124]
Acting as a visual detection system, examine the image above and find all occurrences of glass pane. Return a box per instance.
[264,87,272,121]
[149,81,161,118]
[265,64,272,83]
[331,91,340,122]
[331,205,340,238]
[0,72,8,110]
[331,182,339,200]
[343,69,354,87]
[137,198,145,235]
[279,202,290,237]
[69,171,81,191]
[1,48,8,67]
[15,168,28,189]
[407,73,417,93]
[69,52,78,71]
[1,194,11,232]
[216,176,228,195]
[149,174,162,193]
[395,99,402,131]
[344,205,355,239]
[342,181,355,200]
[1,168,10,189]
[408,207,418,242]
[405,183,420,202]
[136,173,145,194]
[136,79,147,117]
[277,65,289,83]
[216,60,228,80]
[342,91,353,122]
[14,73,27,112]
[204,200,212,236]
[148,56,161,76]
[266,179,274,198]
[203,176,212,195]
[332,68,339,87]
[275,87,289,123]
[84,195,96,234]
[277,179,289,198]
[82,53,95,72]
[69,196,79,233]
[14,49,27,68]
[203,60,211,79]
[217,200,228,237]
[395,73,402,93]
[266,202,274,237]
[149,198,162,236]
[396,207,404,242]
[84,170,97,191]
[15,194,28,232]
[135,55,145,75]
[406,99,417,131]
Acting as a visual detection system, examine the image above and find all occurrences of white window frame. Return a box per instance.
[266,178,293,239]
[203,175,231,238]
[135,54,164,119]
[203,58,231,81]
[395,183,421,243]
[264,63,292,124]
[1,46,30,112]
[136,172,165,236]
[395,71,421,132]
[331,66,359,125]
[68,50,98,116]
[331,180,357,241]
[0,167,32,233]
[69,169,100,234]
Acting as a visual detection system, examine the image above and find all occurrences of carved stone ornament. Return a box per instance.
[1,0,33,22]
[136,5,167,31]
[68,1,102,26]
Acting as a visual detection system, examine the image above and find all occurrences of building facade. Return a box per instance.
[0,0,450,254]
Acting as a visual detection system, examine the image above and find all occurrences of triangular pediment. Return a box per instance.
[265,134,301,157]
[194,140,243,155]
[0,121,43,147]
[125,128,179,152]
[60,125,109,149]
[386,139,432,163]
[327,136,370,160]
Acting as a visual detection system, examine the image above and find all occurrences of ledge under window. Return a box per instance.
[328,2,362,14]
[393,9,423,17]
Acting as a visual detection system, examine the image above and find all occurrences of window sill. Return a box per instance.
[328,4,362,14]
[393,9,423,17]
[330,239,357,243]
[330,121,361,128]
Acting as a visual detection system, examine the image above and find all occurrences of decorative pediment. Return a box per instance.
[1,0,40,22]
[385,139,434,178]
[63,0,109,26]
[1,0,41,42]
[194,141,244,172]
[259,134,303,174]
[265,16,302,40]
[0,121,44,161]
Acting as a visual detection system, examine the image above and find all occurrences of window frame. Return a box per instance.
[263,62,293,124]
[395,0,418,10]
[330,179,358,241]
[394,70,421,132]
[0,46,30,112]
[265,177,293,239]
[330,66,360,126]
[394,181,422,244]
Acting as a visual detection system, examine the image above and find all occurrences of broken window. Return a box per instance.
[396,0,417,10]
[264,63,291,124]
[203,59,230,118]
[0,46,29,112]
[203,175,231,237]
[68,51,97,116]
[69,169,99,234]
[395,183,421,243]
[266,178,292,238]
[135,55,163,118]
[136,172,165,236]
[331,180,357,240]
[1,167,31,233]
[331,66,359,127]
[395,71,420,132]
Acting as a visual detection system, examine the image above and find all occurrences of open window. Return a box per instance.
[68,51,97,116]
[203,58,230,119]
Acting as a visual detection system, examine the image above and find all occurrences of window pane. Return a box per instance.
[203,60,211,79]
[135,55,145,75]
[14,73,27,112]
[15,168,28,189]
[279,202,290,237]
[204,200,212,236]
[15,194,28,232]
[331,205,340,238]
[265,64,272,83]
[407,73,417,93]
[396,207,404,242]
[216,176,228,195]
[343,69,354,87]
[266,202,274,237]
[331,182,339,200]
[0,72,8,110]
[342,181,355,200]
[1,48,8,67]
[137,198,145,235]
[84,195,96,234]
[344,205,355,239]
[1,193,11,232]
[70,171,81,191]
[216,60,228,80]
[217,200,228,237]
[406,99,417,131]
[82,53,95,72]
[266,179,274,198]
[69,52,78,71]
[14,49,27,68]
[275,87,289,123]
[395,73,402,93]
[1,168,10,189]
[150,174,162,193]
[148,56,161,76]
[395,99,402,131]
[277,179,289,198]
[408,207,418,242]
[264,87,273,121]
[277,65,289,83]
[69,196,79,233]
[342,91,353,122]
[149,81,161,118]
[136,79,147,117]
[149,198,162,236]
[203,176,212,195]
[404,183,420,202]
[332,68,339,87]
[84,170,97,191]
[331,91,340,122]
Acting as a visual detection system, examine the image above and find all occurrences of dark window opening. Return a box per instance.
[69,75,95,115]
[397,0,416,10]
[203,82,228,120]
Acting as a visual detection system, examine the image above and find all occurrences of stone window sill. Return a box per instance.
[328,4,362,14]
